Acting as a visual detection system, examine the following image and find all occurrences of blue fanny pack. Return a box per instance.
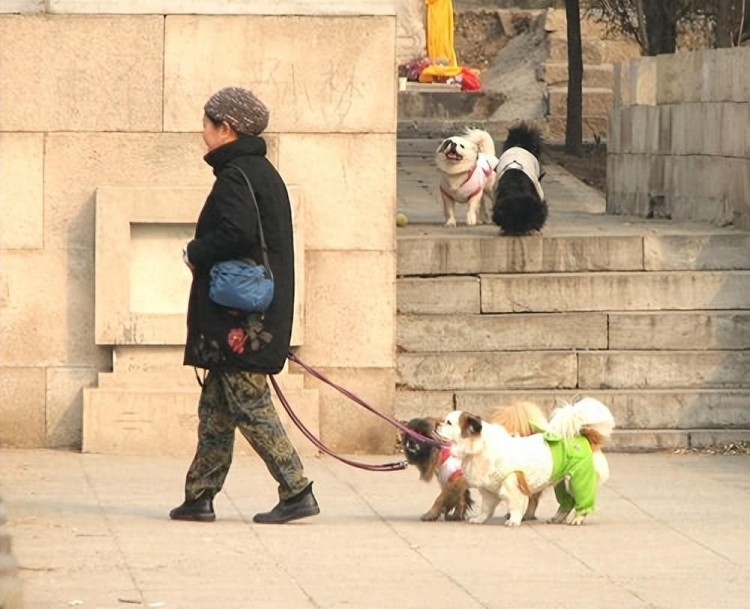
[209,259,274,312]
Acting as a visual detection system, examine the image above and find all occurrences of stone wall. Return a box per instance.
[397,0,426,63]
[608,48,750,230]
[0,1,399,454]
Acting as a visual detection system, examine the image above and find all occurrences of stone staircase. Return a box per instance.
[394,220,750,451]
[399,6,641,141]
[540,8,640,141]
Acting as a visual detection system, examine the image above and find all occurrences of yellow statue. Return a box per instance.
[420,0,463,82]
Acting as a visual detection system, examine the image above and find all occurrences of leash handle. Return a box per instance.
[270,376,409,472]
[287,352,446,447]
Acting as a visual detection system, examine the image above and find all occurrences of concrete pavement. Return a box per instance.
[1,448,748,609]
[2,146,749,609]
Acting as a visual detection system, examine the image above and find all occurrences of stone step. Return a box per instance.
[579,350,748,389]
[399,276,481,314]
[398,312,608,352]
[540,61,614,88]
[456,1,553,10]
[547,85,614,117]
[547,35,640,65]
[397,118,514,140]
[398,351,577,390]
[399,271,750,314]
[544,115,609,141]
[398,311,749,353]
[609,429,750,452]
[398,234,644,276]
[82,386,320,457]
[397,350,748,391]
[95,369,307,390]
[480,270,750,313]
[394,389,750,430]
[542,7,620,41]
[397,232,750,276]
[398,90,505,122]
[609,311,750,350]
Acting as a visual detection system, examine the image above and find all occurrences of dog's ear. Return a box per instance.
[424,416,441,432]
[463,414,483,437]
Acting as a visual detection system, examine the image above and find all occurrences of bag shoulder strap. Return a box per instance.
[226,164,272,276]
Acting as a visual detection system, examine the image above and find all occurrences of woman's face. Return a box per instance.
[202,114,238,151]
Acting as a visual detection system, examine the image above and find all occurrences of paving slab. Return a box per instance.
[1,448,748,609]
[396,138,748,242]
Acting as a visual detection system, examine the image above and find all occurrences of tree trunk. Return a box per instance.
[642,0,678,55]
[565,0,583,156]
[716,0,735,47]
[634,0,650,55]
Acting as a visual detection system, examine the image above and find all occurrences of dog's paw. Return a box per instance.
[444,218,457,227]
[504,513,523,527]
[547,508,572,524]
[465,211,477,226]
[467,515,487,524]
[420,511,440,522]
[569,514,587,526]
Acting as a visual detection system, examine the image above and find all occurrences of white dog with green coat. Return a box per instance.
[438,397,615,526]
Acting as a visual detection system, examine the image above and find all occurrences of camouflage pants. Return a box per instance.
[183,370,309,502]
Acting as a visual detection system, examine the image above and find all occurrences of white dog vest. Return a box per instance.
[440,153,499,203]
[496,147,545,200]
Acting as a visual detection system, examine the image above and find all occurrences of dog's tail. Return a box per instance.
[548,397,615,449]
[502,122,542,159]
[490,401,549,437]
[463,128,496,158]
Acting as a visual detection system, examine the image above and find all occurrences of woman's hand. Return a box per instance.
[182,246,195,272]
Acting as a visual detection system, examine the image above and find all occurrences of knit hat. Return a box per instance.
[203,86,270,136]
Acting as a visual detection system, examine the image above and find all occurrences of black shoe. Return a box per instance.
[169,492,215,522]
[253,482,320,524]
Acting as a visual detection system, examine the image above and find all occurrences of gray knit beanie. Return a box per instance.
[204,86,270,136]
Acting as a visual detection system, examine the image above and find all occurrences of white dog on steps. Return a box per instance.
[435,128,498,227]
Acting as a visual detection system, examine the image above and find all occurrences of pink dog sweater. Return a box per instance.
[440,153,499,203]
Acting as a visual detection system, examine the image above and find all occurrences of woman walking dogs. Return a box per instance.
[170,87,320,525]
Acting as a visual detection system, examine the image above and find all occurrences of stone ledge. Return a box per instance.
[2,0,397,15]
[480,270,750,313]
[578,350,748,389]
[82,385,320,457]
[397,276,480,314]
[397,351,578,390]
[397,234,644,276]
[394,389,750,431]
[398,312,608,352]
[609,429,750,452]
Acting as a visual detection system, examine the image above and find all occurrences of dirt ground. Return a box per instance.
[545,143,608,193]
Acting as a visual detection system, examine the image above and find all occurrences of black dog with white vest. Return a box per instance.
[492,123,548,236]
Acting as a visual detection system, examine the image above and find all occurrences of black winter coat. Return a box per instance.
[183,136,295,374]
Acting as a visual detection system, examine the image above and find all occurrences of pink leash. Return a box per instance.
[269,352,445,472]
